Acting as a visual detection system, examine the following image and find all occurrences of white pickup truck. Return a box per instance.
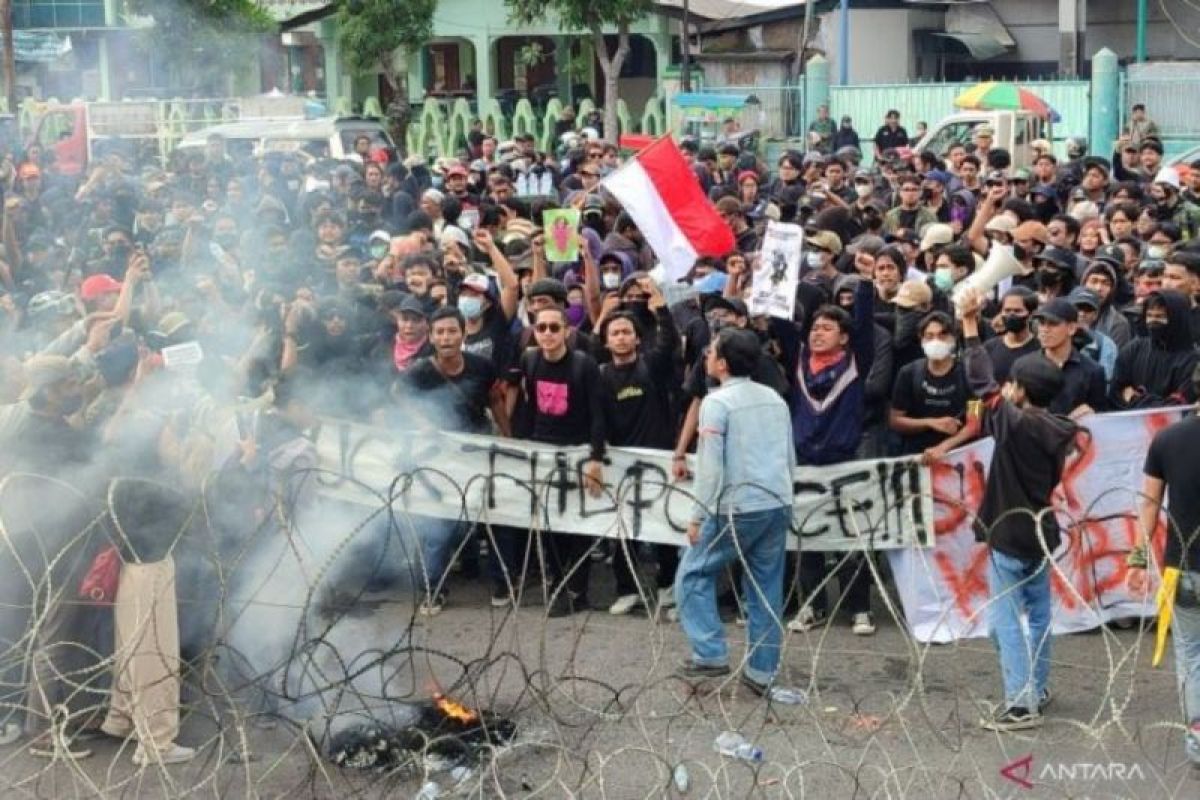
[912,110,1052,164]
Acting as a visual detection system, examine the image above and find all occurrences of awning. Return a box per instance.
[5,31,72,63]
[932,32,1011,61]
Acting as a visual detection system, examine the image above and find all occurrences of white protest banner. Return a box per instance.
[748,221,802,319]
[312,419,934,552]
[887,408,1184,643]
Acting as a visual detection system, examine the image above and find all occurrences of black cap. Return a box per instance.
[1034,246,1076,273]
[1032,297,1078,324]
[397,295,428,318]
[1067,287,1101,310]
[702,295,749,317]
[1082,156,1110,176]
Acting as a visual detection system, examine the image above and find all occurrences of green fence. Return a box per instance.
[398,95,667,159]
[1122,74,1200,158]
[830,79,1090,161]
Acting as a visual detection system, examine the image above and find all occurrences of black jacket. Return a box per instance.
[1112,290,1199,408]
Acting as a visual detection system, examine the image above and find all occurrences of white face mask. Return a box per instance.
[601,272,621,290]
[922,339,955,361]
[805,251,825,269]
[854,183,873,199]
[1147,245,1167,260]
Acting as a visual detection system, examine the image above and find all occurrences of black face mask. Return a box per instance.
[1147,320,1169,345]
[1003,314,1029,334]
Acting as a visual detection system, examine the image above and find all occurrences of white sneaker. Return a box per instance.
[787,606,825,633]
[608,593,643,615]
[656,586,676,609]
[133,744,196,766]
[851,612,876,636]
[418,593,446,616]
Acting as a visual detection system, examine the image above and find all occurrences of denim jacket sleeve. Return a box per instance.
[690,394,728,523]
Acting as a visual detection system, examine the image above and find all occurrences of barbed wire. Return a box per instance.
[0,459,1194,799]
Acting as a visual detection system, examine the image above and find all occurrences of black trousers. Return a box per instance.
[798,551,873,616]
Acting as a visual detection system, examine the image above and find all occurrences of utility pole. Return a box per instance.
[0,0,14,114]
[680,0,691,92]
[1135,0,1148,62]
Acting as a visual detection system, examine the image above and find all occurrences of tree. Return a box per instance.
[127,0,273,96]
[337,0,436,154]
[506,0,654,144]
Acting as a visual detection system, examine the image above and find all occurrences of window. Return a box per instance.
[14,0,105,28]
[922,121,978,157]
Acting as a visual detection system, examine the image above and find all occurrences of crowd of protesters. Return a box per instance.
[1,99,1199,752]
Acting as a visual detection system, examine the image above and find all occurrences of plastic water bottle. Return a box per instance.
[414,781,442,800]
[768,686,809,705]
[713,731,763,762]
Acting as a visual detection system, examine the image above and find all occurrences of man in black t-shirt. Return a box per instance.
[984,288,1040,384]
[403,307,510,615]
[597,282,682,616]
[405,307,508,435]
[508,305,606,616]
[888,311,974,460]
[873,109,909,161]
[1128,367,1200,767]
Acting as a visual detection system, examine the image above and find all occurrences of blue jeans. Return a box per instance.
[987,549,1052,710]
[417,517,470,594]
[1172,572,1200,763]
[674,507,790,686]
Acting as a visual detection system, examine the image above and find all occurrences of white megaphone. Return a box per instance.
[953,244,1023,310]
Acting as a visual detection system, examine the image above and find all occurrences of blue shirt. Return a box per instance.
[691,376,796,522]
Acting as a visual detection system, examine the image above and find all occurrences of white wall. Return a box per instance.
[817,7,944,84]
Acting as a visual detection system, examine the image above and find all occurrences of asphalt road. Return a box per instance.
[1,566,1196,800]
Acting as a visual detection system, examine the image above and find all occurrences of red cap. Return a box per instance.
[80,274,122,301]
[445,163,468,178]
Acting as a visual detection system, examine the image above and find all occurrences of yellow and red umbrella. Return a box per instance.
[953,82,1061,123]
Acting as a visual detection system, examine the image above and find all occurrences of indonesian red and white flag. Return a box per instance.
[602,136,735,279]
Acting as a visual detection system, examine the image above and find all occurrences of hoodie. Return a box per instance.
[602,231,653,272]
[1111,290,1199,408]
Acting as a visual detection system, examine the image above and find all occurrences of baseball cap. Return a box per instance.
[923,169,952,186]
[703,294,749,317]
[975,124,995,138]
[397,295,429,318]
[1067,287,1101,311]
[445,163,468,178]
[1033,246,1075,273]
[1032,297,1078,324]
[460,273,497,301]
[988,215,1017,235]
[80,274,122,301]
[1010,168,1032,182]
[984,170,1007,185]
[919,223,954,253]
[894,279,933,309]
[807,230,843,255]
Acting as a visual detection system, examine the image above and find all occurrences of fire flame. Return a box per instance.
[433,692,478,724]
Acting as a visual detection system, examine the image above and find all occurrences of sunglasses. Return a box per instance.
[535,322,563,333]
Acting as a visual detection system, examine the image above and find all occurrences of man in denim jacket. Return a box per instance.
[674,328,796,695]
